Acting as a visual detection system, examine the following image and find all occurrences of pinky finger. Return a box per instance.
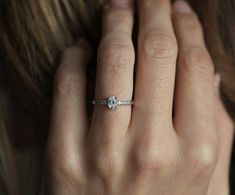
[207,74,234,195]
[45,39,93,193]
[49,38,93,146]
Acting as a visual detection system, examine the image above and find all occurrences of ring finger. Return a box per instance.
[91,1,135,139]
[133,0,178,131]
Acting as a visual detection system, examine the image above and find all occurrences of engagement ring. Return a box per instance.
[92,96,134,110]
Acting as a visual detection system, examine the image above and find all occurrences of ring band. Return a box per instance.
[92,96,134,110]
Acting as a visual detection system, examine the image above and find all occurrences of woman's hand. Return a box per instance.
[45,0,234,194]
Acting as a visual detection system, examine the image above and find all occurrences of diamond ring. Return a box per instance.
[92,96,134,110]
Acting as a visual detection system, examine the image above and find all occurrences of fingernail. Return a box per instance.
[109,0,129,8]
[214,73,221,95]
[173,0,192,13]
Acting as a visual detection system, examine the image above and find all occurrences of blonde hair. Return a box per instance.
[0,0,235,194]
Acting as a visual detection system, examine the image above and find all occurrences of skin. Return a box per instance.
[44,0,234,194]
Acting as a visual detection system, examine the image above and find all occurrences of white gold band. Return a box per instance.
[92,96,134,110]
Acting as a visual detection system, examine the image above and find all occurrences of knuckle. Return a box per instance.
[53,162,78,182]
[142,31,177,62]
[98,38,134,74]
[54,68,84,94]
[134,139,175,173]
[188,143,217,175]
[47,155,82,184]
[54,46,86,94]
[181,47,214,79]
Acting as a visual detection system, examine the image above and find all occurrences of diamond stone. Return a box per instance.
[107,96,118,110]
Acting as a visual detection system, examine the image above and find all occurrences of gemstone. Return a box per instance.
[107,96,118,110]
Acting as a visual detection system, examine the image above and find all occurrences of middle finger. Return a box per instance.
[134,0,178,127]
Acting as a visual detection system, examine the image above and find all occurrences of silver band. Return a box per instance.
[92,96,134,110]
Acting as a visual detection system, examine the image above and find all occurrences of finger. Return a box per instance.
[133,0,178,127]
[92,0,135,137]
[207,75,234,195]
[46,39,92,177]
[172,1,217,156]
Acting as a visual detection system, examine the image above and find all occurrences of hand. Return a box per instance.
[44,0,234,194]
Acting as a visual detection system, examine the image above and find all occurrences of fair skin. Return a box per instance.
[45,0,234,194]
